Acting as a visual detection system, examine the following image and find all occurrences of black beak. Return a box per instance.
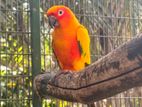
[48,16,59,28]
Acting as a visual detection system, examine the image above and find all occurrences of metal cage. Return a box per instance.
[0,0,142,107]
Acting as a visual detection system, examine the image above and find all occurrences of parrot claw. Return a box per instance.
[63,70,73,74]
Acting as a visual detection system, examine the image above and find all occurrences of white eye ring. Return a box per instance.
[58,10,64,16]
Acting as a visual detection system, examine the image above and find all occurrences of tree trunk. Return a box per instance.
[34,34,142,104]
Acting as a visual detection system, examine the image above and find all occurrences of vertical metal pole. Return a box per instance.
[30,0,42,107]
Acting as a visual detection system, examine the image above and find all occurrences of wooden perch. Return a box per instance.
[34,34,142,104]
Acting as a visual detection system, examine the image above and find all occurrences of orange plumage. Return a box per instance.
[46,5,91,71]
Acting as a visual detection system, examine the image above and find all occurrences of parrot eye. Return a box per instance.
[58,10,64,16]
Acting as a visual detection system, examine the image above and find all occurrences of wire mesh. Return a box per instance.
[40,0,142,107]
[0,0,142,107]
[0,0,32,107]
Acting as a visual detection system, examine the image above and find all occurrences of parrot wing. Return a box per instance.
[77,25,91,66]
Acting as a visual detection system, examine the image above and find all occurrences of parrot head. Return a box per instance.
[46,5,78,28]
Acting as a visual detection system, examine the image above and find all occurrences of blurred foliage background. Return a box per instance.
[0,0,142,107]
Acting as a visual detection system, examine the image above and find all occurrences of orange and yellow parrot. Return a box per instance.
[46,5,91,71]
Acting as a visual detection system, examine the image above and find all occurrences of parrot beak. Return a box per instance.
[48,15,59,28]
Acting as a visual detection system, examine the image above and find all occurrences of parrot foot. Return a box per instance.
[54,70,73,79]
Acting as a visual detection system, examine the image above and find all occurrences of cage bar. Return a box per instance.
[30,0,42,107]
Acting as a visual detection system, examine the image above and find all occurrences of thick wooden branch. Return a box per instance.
[34,34,142,104]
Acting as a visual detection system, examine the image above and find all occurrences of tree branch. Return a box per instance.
[34,34,142,104]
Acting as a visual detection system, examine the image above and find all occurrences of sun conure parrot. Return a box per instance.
[46,5,91,71]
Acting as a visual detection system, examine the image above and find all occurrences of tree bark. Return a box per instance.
[34,34,142,104]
